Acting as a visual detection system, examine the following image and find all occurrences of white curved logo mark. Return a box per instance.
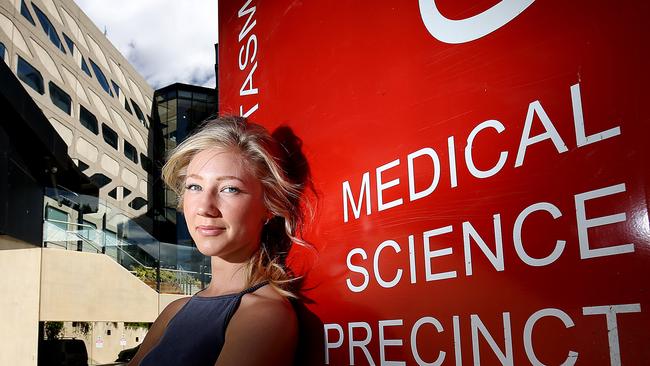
[418,0,535,44]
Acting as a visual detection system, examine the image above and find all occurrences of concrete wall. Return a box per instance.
[159,293,186,313]
[1,241,186,365]
[40,248,158,322]
[0,0,154,218]
[0,236,42,366]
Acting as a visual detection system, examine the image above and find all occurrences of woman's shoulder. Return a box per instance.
[239,284,296,321]
[126,296,192,365]
[162,296,192,317]
[152,296,192,330]
[216,285,297,365]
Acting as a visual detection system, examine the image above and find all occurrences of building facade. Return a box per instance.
[151,83,217,246]
[0,0,153,219]
[0,0,170,365]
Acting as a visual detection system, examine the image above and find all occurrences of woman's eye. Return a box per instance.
[221,186,241,194]
[185,184,202,192]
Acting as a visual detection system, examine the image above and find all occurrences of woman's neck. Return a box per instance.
[202,256,250,296]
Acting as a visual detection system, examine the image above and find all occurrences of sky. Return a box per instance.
[74,0,219,89]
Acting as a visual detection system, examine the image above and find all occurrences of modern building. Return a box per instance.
[146,83,217,290]
[151,83,217,244]
[1,0,154,217]
[0,0,212,364]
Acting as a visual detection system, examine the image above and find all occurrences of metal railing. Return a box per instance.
[43,190,211,295]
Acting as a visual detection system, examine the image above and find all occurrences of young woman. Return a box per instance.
[129,116,308,366]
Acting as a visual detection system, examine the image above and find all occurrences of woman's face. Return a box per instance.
[182,148,268,261]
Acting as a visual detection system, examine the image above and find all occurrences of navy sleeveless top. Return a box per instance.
[140,282,268,366]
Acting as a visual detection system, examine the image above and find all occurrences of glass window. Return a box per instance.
[80,220,97,241]
[131,99,145,123]
[124,99,133,114]
[89,173,112,188]
[129,197,147,210]
[78,160,89,171]
[104,230,118,246]
[62,32,74,55]
[122,187,132,198]
[81,57,92,77]
[32,4,66,54]
[79,105,98,135]
[101,123,118,150]
[0,42,5,62]
[46,206,68,230]
[20,0,35,26]
[89,59,113,96]
[140,154,152,172]
[48,82,72,115]
[111,80,120,97]
[124,141,138,164]
[17,56,44,94]
[107,187,117,199]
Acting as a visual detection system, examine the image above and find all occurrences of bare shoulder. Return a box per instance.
[127,296,191,366]
[216,285,297,366]
[162,296,192,317]
[151,296,192,330]
[236,285,297,337]
[242,285,296,317]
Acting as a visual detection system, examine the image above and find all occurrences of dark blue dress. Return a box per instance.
[140,282,268,366]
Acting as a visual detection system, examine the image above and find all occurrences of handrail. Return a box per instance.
[42,214,210,295]
[114,244,149,269]
[45,218,97,230]
[43,220,150,269]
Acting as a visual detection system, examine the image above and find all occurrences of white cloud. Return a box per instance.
[75,0,218,89]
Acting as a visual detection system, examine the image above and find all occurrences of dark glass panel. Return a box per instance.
[17,56,44,94]
[89,173,111,188]
[140,154,152,173]
[79,105,99,135]
[20,0,35,26]
[48,82,72,115]
[124,99,133,114]
[62,32,74,55]
[130,99,145,123]
[111,80,120,97]
[129,197,147,210]
[124,141,138,164]
[81,57,92,77]
[77,161,89,171]
[107,187,118,199]
[32,4,66,54]
[101,123,118,150]
[193,92,208,102]
[89,59,113,96]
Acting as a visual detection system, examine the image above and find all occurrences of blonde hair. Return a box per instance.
[162,116,308,297]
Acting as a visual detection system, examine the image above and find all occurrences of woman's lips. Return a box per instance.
[196,225,225,236]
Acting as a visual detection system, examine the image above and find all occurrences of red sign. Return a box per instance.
[218,1,650,364]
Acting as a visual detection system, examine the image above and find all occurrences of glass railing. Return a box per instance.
[43,187,211,295]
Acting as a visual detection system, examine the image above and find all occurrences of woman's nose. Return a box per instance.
[196,196,221,217]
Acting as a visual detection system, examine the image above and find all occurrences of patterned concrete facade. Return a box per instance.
[0,0,153,218]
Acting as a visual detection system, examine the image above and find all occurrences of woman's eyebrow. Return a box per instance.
[186,174,244,182]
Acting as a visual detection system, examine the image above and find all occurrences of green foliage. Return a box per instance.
[45,321,64,340]
[133,266,157,282]
[124,322,151,330]
[133,266,200,287]
[72,321,92,336]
